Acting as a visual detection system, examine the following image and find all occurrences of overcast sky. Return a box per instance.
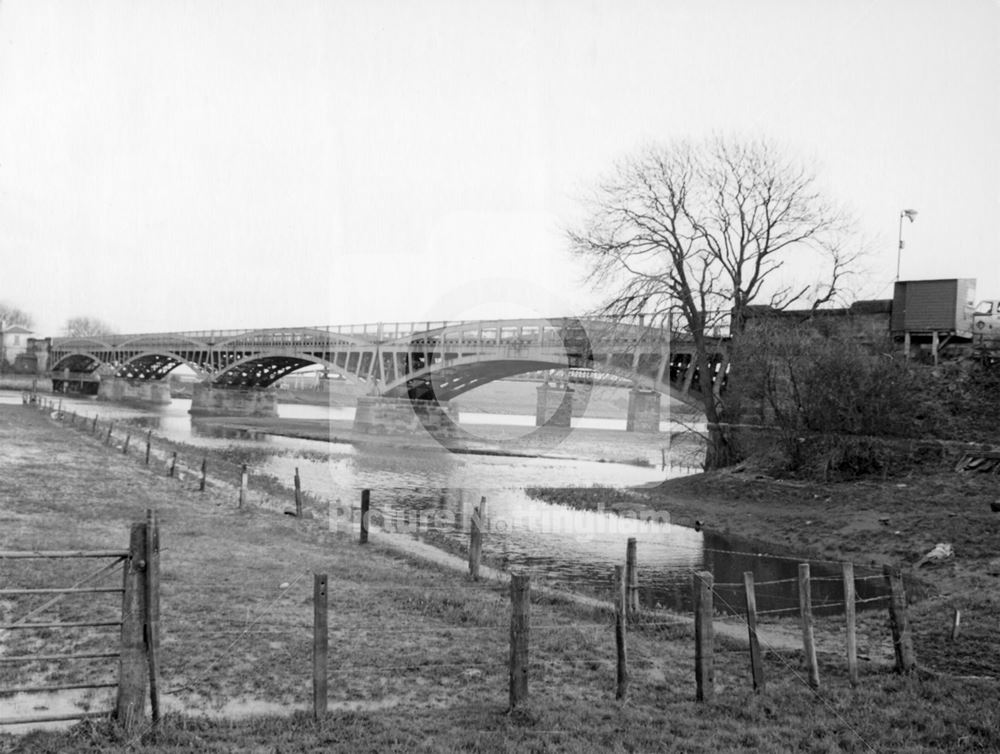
[1,0,997,337]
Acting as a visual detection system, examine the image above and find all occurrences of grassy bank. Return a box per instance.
[2,405,999,752]
[530,466,1000,682]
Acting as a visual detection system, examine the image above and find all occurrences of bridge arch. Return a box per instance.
[380,353,716,408]
[210,353,369,389]
[115,352,209,381]
[384,356,582,401]
[50,352,105,374]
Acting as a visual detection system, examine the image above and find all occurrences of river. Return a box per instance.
[25,392,888,614]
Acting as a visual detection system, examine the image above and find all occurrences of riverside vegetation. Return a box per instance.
[1,402,999,752]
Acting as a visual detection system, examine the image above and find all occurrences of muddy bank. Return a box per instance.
[5,404,1000,753]
[532,464,1000,678]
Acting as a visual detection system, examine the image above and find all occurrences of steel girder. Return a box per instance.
[46,319,725,402]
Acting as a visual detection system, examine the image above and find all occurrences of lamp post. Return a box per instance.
[895,208,918,281]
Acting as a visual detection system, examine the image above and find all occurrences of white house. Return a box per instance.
[1,325,33,369]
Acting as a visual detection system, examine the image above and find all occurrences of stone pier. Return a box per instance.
[189,382,278,417]
[626,388,661,432]
[353,395,461,438]
[535,383,574,428]
[52,375,100,396]
[97,377,172,405]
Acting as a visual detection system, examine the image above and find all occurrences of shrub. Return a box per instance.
[726,314,1000,477]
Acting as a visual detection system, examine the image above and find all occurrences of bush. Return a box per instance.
[726,314,1000,477]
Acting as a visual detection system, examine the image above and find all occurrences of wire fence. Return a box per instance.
[13,395,999,746]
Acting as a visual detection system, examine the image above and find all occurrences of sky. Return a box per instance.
[0,0,997,337]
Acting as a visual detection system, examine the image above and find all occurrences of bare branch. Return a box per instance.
[64,316,115,338]
[567,136,863,467]
[0,303,34,329]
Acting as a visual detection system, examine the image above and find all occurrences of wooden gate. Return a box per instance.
[0,511,160,729]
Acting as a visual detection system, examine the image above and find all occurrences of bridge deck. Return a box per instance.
[48,318,727,405]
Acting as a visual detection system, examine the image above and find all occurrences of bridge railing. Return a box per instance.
[48,316,689,350]
[49,322,477,347]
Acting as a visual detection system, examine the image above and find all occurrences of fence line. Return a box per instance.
[24,395,977,741]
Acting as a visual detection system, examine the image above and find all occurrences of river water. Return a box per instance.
[24,393,888,615]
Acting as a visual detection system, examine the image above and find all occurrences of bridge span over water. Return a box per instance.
[48,318,726,435]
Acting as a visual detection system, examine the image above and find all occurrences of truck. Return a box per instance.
[891,279,1000,362]
[973,298,1000,340]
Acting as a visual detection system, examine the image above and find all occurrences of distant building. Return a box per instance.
[1,325,34,372]
[23,337,51,374]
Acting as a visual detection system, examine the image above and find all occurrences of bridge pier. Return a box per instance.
[626,388,661,432]
[97,377,172,405]
[353,396,461,437]
[52,376,100,396]
[535,383,574,428]
[189,382,278,417]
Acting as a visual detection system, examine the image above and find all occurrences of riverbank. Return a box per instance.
[2,404,999,751]
[531,464,1000,680]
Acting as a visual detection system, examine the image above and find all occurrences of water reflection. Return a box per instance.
[36,392,888,615]
[705,531,887,617]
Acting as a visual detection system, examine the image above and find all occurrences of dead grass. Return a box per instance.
[2,403,1000,752]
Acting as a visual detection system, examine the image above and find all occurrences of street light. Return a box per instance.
[895,208,918,280]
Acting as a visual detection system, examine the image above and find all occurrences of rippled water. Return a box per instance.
[19,392,888,614]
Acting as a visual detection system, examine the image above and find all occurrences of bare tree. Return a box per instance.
[568,137,859,468]
[0,304,34,373]
[63,316,114,338]
[0,303,34,329]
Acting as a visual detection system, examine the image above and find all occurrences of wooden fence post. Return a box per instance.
[743,571,765,693]
[199,457,207,491]
[798,563,820,689]
[626,537,639,617]
[145,430,152,466]
[123,433,131,455]
[238,464,248,507]
[469,496,487,581]
[843,562,858,685]
[92,415,98,433]
[145,509,161,730]
[360,489,370,544]
[294,467,303,517]
[509,573,530,709]
[106,421,114,445]
[313,573,328,720]
[615,565,628,700]
[694,570,714,702]
[169,452,177,478]
[884,566,916,672]
[950,608,961,642]
[116,522,149,730]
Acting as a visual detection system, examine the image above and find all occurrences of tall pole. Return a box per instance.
[896,213,903,281]
[895,208,918,281]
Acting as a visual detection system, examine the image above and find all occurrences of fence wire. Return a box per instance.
[20,398,959,741]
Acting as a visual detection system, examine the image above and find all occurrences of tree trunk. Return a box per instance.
[704,423,738,470]
[698,347,739,471]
